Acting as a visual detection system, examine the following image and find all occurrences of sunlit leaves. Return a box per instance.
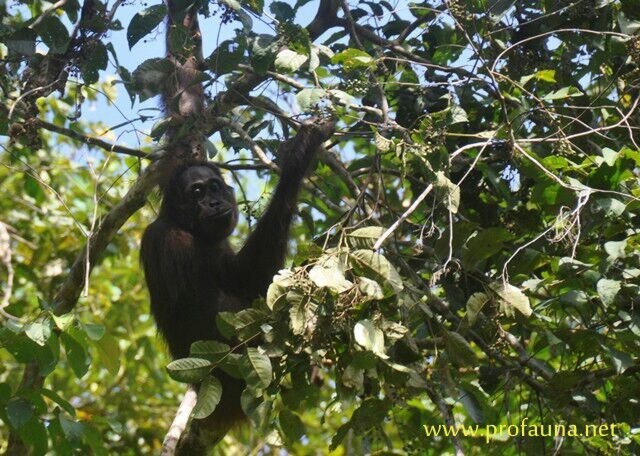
[274,49,308,72]
[542,86,582,101]
[266,270,296,310]
[350,250,403,293]
[434,172,460,214]
[25,317,53,346]
[3,0,640,453]
[296,88,327,110]
[347,226,387,249]
[490,282,533,318]
[308,255,352,292]
[597,279,621,307]
[331,48,374,70]
[353,320,387,358]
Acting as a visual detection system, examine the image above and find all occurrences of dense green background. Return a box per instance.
[1,0,640,453]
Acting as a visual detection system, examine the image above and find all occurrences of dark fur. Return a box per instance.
[141,123,333,452]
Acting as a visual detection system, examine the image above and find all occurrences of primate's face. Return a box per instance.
[179,166,238,240]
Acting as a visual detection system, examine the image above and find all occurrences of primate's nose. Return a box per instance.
[209,200,219,208]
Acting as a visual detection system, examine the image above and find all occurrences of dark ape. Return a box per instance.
[140,122,333,445]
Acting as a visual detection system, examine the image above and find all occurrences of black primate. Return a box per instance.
[140,122,332,450]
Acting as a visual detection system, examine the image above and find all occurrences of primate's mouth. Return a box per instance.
[204,207,233,219]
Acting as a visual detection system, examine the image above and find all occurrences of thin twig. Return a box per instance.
[373,184,433,250]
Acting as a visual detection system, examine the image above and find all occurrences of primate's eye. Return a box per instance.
[211,181,222,191]
[192,185,204,198]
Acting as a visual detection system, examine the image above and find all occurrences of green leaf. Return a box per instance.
[618,12,640,35]
[444,330,477,366]
[296,88,326,110]
[347,226,387,249]
[16,416,48,454]
[166,358,213,383]
[520,69,556,85]
[466,292,490,325]
[603,345,633,374]
[61,333,91,379]
[192,376,223,419]
[350,250,403,293]
[270,1,295,20]
[330,423,351,451]
[597,279,621,307]
[274,49,308,72]
[95,334,120,376]
[51,314,74,331]
[288,297,316,336]
[266,270,295,310]
[220,0,242,10]
[279,409,305,442]
[5,28,36,57]
[374,132,393,152]
[216,312,238,340]
[33,16,69,53]
[332,48,374,70]
[80,41,109,84]
[82,323,105,341]
[592,198,626,217]
[250,34,278,74]
[458,386,484,423]
[435,172,460,214]
[604,240,627,260]
[59,413,85,443]
[308,255,352,292]
[241,0,263,13]
[127,4,167,49]
[342,364,364,389]
[206,40,245,75]
[190,340,230,363]
[357,277,384,300]
[449,105,468,124]
[25,318,53,346]
[41,388,75,416]
[462,227,512,269]
[328,89,355,108]
[233,308,268,340]
[490,282,532,317]
[6,397,34,429]
[132,58,174,101]
[350,398,389,432]
[354,320,387,358]
[246,348,272,388]
[542,86,582,101]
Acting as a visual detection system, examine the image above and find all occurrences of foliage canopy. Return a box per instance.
[1,0,640,454]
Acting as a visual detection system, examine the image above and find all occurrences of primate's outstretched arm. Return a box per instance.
[232,121,334,296]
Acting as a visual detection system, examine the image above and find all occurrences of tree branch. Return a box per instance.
[161,387,198,456]
[33,119,148,159]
